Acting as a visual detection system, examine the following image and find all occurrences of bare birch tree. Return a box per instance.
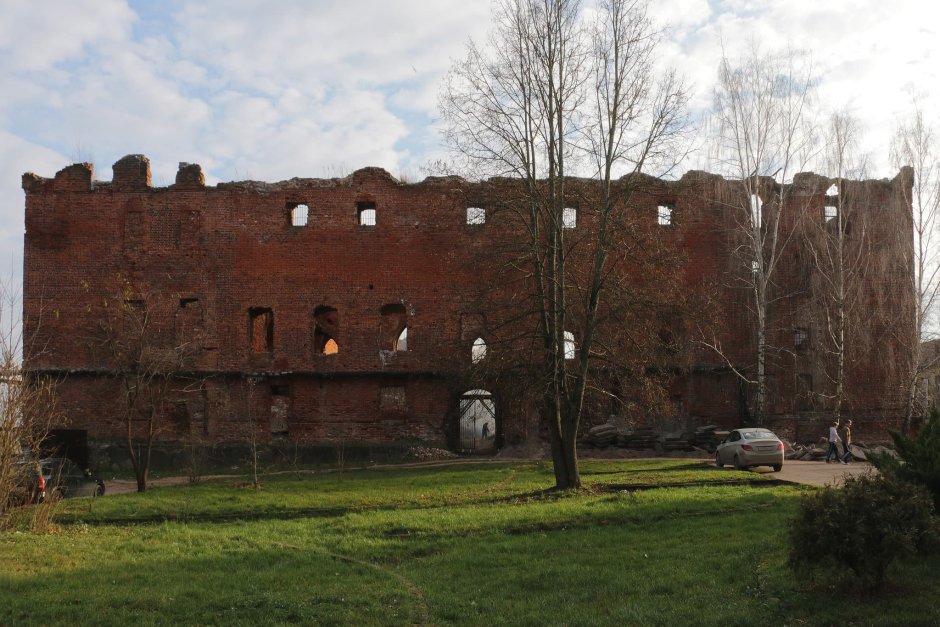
[892,101,940,434]
[708,45,815,425]
[803,111,871,421]
[441,0,689,488]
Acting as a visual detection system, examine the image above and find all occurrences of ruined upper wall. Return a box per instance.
[22,154,914,198]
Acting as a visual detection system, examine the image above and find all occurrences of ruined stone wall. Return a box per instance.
[22,155,914,449]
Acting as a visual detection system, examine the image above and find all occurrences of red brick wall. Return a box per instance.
[22,156,914,448]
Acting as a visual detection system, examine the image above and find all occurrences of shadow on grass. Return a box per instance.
[581,461,715,476]
[57,478,794,529]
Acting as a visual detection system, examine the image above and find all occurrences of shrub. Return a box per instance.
[789,474,939,591]
[869,406,940,512]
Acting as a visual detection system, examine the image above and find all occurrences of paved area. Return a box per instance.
[751,459,875,486]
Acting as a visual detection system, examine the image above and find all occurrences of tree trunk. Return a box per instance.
[546,396,581,489]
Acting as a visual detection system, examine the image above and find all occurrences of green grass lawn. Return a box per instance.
[2,459,938,626]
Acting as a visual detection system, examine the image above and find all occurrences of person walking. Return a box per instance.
[825,420,842,463]
[840,419,853,464]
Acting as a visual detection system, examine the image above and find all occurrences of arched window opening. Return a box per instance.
[458,389,496,452]
[825,184,839,196]
[380,303,408,351]
[564,331,576,360]
[471,337,487,363]
[313,305,339,355]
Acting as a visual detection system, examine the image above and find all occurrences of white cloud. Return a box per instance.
[0,130,68,281]
[171,0,490,92]
[1,0,938,214]
[0,0,135,70]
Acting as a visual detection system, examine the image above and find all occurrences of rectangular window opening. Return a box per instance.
[380,386,407,419]
[824,205,838,223]
[249,307,274,353]
[357,202,376,227]
[750,194,762,229]
[290,203,309,227]
[657,205,673,226]
[562,207,577,229]
[794,327,809,352]
[466,207,485,225]
[380,303,408,352]
[797,373,814,411]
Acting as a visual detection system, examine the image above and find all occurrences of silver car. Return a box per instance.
[715,428,784,471]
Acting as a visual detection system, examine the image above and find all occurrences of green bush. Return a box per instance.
[789,474,939,591]
[869,407,940,512]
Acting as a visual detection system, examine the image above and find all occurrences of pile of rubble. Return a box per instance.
[688,425,728,453]
[405,447,458,461]
[580,421,735,453]
[584,423,619,448]
[783,440,896,462]
[581,424,685,451]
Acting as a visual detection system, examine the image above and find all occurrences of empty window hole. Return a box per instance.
[467,207,485,225]
[657,205,673,226]
[249,307,274,353]
[471,337,487,363]
[563,207,577,229]
[380,303,408,351]
[358,202,376,226]
[313,305,339,355]
[290,204,309,227]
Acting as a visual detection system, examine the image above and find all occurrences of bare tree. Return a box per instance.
[94,278,203,492]
[892,100,940,434]
[706,44,816,425]
[803,111,871,421]
[441,0,689,488]
[0,279,59,520]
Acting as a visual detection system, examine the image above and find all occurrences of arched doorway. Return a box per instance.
[458,389,496,452]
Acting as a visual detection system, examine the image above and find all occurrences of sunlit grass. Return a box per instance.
[2,459,937,625]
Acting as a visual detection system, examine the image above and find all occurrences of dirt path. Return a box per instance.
[105,474,236,495]
[105,457,871,495]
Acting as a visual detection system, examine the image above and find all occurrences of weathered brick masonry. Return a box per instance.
[22,155,914,453]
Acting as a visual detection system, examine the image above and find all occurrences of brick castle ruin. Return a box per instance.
[22,155,914,461]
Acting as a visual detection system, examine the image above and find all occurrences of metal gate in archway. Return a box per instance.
[458,389,496,452]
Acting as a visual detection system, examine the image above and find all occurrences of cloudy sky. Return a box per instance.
[1,0,938,285]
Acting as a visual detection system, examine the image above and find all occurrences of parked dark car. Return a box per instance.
[38,458,105,500]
